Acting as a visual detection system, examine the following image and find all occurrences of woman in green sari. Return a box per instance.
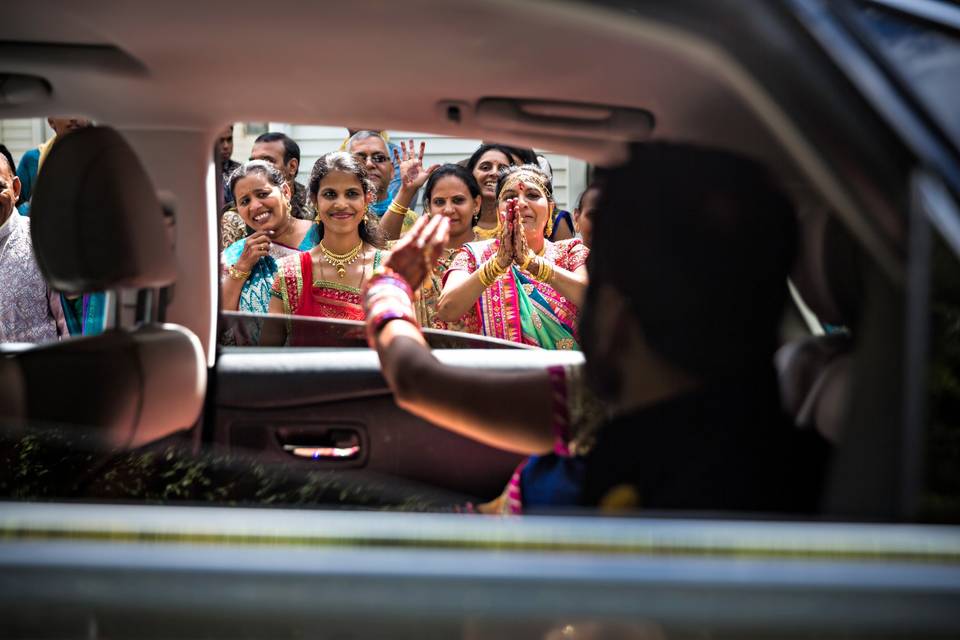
[438,165,589,349]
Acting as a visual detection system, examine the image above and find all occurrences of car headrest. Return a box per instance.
[791,206,862,328]
[29,126,176,292]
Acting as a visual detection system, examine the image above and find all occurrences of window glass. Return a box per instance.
[922,234,960,521]
[217,124,590,350]
[853,2,960,146]
[0,117,110,345]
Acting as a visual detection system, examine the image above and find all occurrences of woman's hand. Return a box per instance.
[512,202,532,267]
[394,139,439,192]
[384,214,450,290]
[235,230,272,272]
[495,197,518,269]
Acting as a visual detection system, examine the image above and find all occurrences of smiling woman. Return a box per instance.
[261,151,388,345]
[220,160,319,315]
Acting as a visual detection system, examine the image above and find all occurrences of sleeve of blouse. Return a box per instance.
[563,239,590,272]
[442,246,478,285]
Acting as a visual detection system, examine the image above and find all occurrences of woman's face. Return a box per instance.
[499,180,551,238]
[472,150,512,201]
[427,176,481,238]
[313,170,370,234]
[233,172,291,233]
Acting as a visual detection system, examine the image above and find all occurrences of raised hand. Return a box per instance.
[393,139,439,191]
[384,214,450,290]
[236,230,272,271]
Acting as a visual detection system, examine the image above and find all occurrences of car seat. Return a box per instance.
[0,126,205,449]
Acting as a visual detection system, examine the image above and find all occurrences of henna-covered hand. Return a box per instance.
[384,214,450,290]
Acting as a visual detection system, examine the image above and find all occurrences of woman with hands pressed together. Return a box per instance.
[221,160,319,314]
[437,164,589,349]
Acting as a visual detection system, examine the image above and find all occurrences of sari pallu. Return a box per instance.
[446,238,588,350]
[272,249,385,346]
[221,225,320,314]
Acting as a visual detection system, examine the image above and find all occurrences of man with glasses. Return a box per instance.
[346,130,402,217]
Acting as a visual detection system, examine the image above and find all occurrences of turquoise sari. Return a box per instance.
[222,225,320,314]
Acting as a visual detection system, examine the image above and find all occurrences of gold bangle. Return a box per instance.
[532,258,553,284]
[387,200,409,216]
[519,250,535,271]
[227,264,251,281]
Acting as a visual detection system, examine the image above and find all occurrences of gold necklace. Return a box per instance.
[318,240,363,278]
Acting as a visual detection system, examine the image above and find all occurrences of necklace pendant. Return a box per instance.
[337,266,346,278]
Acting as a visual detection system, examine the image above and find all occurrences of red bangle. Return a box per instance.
[365,306,418,349]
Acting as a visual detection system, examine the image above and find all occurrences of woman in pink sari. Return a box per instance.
[437,165,589,349]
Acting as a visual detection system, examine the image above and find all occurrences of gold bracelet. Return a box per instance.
[387,200,409,216]
[227,264,251,281]
[531,258,553,284]
[519,250,534,271]
[478,258,507,288]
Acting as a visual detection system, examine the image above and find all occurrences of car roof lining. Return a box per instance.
[1,0,904,284]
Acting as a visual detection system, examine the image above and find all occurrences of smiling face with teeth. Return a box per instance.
[471,149,512,201]
[234,171,292,233]
[313,170,371,234]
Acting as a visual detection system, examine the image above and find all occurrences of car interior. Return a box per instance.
[1,0,957,520]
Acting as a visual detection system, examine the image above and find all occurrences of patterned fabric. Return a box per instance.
[487,363,606,515]
[414,246,480,333]
[220,210,247,248]
[221,224,320,314]
[0,213,67,343]
[271,247,384,344]
[445,238,588,349]
[15,147,40,215]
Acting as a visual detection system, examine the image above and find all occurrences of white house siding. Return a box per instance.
[0,119,47,165]
[258,124,588,212]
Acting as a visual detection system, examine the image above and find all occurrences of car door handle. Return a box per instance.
[277,427,361,460]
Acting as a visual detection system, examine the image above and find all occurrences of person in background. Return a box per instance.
[392,156,483,332]
[16,117,92,216]
[264,151,388,341]
[346,130,400,218]
[363,142,829,515]
[249,132,310,220]
[216,124,241,203]
[221,160,319,315]
[537,154,575,241]
[573,180,602,247]
[438,164,589,349]
[0,148,67,343]
[379,139,437,240]
[464,143,517,241]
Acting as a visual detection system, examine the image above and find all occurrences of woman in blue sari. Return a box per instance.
[221,161,319,315]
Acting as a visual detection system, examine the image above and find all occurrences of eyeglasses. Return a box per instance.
[354,152,390,165]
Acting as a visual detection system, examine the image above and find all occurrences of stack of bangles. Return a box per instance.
[227,265,251,281]
[478,258,508,288]
[362,267,418,349]
[386,200,409,217]
[517,251,555,284]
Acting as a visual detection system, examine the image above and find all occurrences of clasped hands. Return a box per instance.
[494,197,535,271]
